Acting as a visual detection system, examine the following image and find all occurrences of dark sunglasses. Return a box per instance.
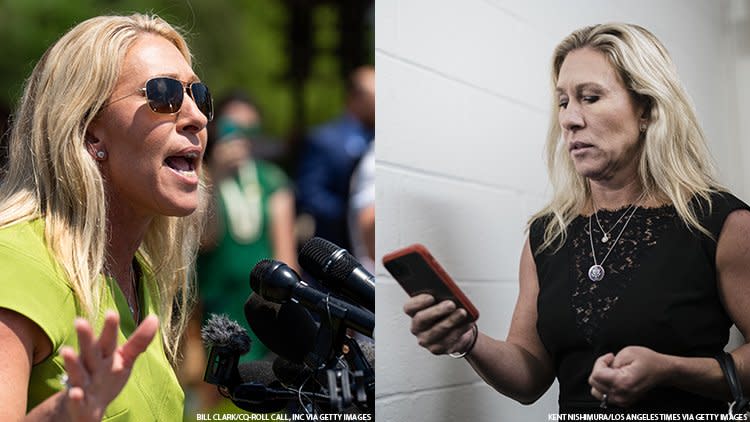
[108,76,214,121]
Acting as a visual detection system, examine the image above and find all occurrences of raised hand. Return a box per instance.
[59,311,158,422]
[404,294,474,355]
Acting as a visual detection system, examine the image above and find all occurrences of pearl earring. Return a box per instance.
[96,150,106,159]
[640,123,647,132]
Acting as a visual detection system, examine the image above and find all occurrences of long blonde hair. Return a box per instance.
[531,23,720,253]
[1,14,206,363]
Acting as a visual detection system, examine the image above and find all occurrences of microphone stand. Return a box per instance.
[301,297,374,413]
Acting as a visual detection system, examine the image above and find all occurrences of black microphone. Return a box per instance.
[272,356,314,386]
[299,237,375,312]
[273,346,374,414]
[201,314,251,387]
[232,360,291,414]
[236,360,334,412]
[244,293,319,363]
[238,360,277,385]
[250,259,374,337]
[271,340,375,386]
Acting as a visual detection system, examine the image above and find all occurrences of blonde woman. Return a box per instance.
[0,14,211,420]
[404,23,750,413]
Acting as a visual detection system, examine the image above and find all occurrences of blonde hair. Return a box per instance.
[1,14,206,363]
[531,23,720,253]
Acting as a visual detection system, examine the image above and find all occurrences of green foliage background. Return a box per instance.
[0,0,374,138]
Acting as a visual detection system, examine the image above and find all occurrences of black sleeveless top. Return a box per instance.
[530,192,749,412]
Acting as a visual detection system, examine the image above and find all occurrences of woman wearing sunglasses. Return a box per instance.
[0,14,213,421]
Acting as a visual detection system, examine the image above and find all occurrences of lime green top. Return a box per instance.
[0,219,184,421]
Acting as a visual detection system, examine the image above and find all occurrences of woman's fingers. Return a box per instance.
[66,386,87,415]
[417,308,472,354]
[96,311,120,360]
[410,300,460,334]
[60,346,91,389]
[75,318,100,373]
[589,353,616,397]
[403,294,436,317]
[119,315,158,368]
[56,314,159,421]
[446,320,475,353]
[431,318,473,355]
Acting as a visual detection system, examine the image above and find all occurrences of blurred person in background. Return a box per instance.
[296,66,375,250]
[348,141,375,272]
[182,91,297,416]
[198,91,298,362]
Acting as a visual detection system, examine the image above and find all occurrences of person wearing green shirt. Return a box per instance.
[0,13,212,421]
[198,92,298,363]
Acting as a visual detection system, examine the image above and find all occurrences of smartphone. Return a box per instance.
[382,244,479,321]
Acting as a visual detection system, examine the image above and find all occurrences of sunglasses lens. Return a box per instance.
[190,82,214,121]
[145,77,184,114]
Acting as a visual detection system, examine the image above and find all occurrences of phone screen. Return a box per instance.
[384,251,455,299]
[384,244,479,321]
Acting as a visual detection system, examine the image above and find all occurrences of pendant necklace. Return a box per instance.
[588,198,642,282]
[592,192,646,243]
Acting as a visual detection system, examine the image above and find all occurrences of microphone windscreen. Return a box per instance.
[200,313,251,355]
[244,293,319,362]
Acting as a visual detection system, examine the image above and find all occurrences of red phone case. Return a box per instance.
[382,244,479,321]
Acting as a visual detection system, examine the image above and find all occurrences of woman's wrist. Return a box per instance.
[661,353,727,398]
[655,352,679,386]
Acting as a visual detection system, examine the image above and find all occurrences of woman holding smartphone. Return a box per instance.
[404,23,750,413]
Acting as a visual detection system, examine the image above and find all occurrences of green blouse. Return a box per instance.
[0,219,184,421]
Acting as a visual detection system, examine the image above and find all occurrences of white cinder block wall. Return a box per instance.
[375,0,750,421]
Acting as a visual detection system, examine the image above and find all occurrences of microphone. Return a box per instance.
[200,314,329,414]
[238,360,277,385]
[272,343,372,378]
[232,360,292,414]
[236,360,335,413]
[271,340,375,386]
[273,347,374,414]
[201,314,251,387]
[299,237,375,312]
[273,356,314,386]
[244,293,319,363]
[250,259,374,337]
